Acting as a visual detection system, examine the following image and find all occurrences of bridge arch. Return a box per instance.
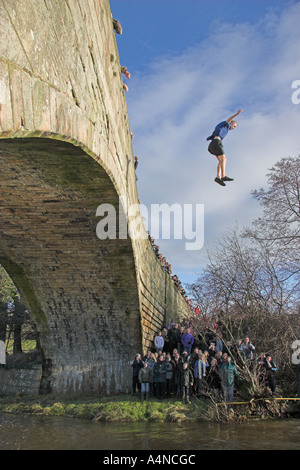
[0,134,142,394]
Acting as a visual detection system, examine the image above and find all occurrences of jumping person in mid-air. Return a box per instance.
[207,109,243,186]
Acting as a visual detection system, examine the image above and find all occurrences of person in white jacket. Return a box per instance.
[154,331,164,353]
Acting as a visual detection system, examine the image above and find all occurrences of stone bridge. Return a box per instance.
[0,0,190,395]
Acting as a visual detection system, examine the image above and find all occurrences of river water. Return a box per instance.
[0,413,299,450]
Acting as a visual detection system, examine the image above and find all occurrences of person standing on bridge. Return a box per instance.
[112,17,122,34]
[207,109,243,186]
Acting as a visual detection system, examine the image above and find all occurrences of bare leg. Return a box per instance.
[216,154,226,178]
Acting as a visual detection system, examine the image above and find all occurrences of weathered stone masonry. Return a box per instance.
[0,0,190,396]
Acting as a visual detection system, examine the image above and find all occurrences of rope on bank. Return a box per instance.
[216,397,300,406]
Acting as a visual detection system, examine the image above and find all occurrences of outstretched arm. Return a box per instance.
[226,109,243,123]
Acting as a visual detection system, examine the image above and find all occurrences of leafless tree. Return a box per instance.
[187,156,300,396]
[243,156,300,303]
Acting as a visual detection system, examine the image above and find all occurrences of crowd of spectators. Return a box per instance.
[130,318,279,404]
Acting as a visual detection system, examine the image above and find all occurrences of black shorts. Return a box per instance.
[208,138,224,156]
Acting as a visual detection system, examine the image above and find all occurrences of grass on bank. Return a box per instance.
[0,394,299,423]
[0,394,211,423]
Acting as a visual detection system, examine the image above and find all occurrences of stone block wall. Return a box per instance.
[0,366,42,396]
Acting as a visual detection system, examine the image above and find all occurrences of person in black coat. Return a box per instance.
[206,358,222,398]
[181,362,194,404]
[264,354,277,394]
[130,354,144,395]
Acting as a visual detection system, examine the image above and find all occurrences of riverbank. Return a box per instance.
[0,395,204,423]
[0,395,299,423]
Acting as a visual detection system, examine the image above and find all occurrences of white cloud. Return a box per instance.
[127,2,300,285]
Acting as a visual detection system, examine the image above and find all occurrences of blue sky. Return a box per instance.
[110,0,300,286]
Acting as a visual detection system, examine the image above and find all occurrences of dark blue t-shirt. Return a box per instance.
[207,121,229,141]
